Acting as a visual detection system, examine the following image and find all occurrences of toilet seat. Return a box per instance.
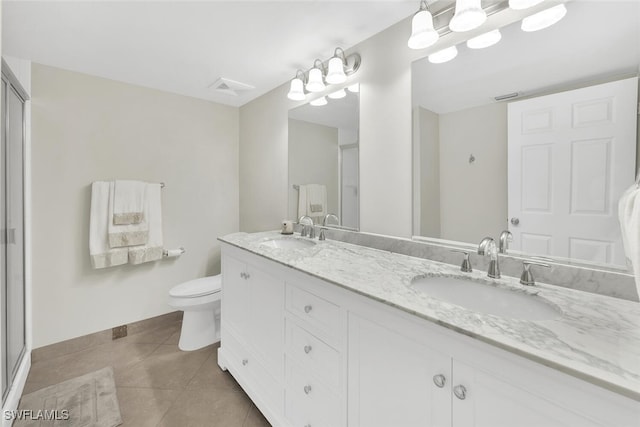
[169,275,221,298]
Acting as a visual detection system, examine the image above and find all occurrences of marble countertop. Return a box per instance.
[219,231,640,401]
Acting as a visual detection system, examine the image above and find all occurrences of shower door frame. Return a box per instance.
[1,60,28,404]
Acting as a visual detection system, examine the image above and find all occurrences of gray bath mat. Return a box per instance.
[15,366,122,427]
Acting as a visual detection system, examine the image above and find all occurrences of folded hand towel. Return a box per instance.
[129,183,163,265]
[619,184,640,297]
[108,182,149,248]
[113,180,146,224]
[90,182,128,269]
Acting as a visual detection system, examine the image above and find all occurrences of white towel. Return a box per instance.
[108,182,149,248]
[90,182,128,269]
[113,180,146,225]
[129,183,164,265]
[297,184,327,224]
[618,184,640,297]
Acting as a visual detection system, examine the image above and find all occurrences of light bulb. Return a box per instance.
[306,67,325,92]
[408,9,439,49]
[466,29,502,49]
[310,96,328,106]
[428,46,458,64]
[509,0,544,10]
[287,78,306,101]
[449,0,487,32]
[521,4,567,32]
[328,89,346,99]
[326,57,347,84]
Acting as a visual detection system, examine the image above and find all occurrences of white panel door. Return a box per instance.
[507,77,638,266]
[347,313,451,427]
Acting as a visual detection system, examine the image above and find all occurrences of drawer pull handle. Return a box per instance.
[453,385,467,400]
[304,305,313,313]
[304,345,312,354]
[242,359,248,366]
[432,374,446,388]
[303,385,312,395]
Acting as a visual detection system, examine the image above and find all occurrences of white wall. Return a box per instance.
[287,119,339,222]
[439,102,508,243]
[30,64,239,347]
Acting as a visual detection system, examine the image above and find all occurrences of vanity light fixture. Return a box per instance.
[286,48,361,101]
[509,0,544,10]
[408,0,439,50]
[310,96,328,106]
[326,48,348,84]
[306,59,326,93]
[429,45,458,64]
[466,29,502,49]
[521,3,567,32]
[287,70,307,101]
[449,0,487,32]
[347,83,360,93]
[328,88,347,99]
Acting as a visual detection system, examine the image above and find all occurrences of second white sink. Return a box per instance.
[411,275,561,321]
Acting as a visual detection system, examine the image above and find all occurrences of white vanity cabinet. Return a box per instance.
[218,244,639,427]
[347,298,639,427]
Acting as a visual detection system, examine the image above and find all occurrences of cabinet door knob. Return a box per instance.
[240,272,246,279]
[242,359,248,366]
[303,385,312,395]
[245,273,251,279]
[432,374,446,388]
[453,385,467,400]
[304,305,313,313]
[304,345,312,354]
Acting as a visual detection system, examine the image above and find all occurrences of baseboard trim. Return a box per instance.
[32,311,183,362]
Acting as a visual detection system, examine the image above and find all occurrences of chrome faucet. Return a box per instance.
[322,213,339,227]
[498,230,513,254]
[298,215,315,238]
[478,237,500,279]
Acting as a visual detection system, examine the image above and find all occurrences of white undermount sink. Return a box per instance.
[411,275,561,321]
[260,237,316,249]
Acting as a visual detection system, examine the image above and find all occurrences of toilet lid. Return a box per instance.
[170,275,222,298]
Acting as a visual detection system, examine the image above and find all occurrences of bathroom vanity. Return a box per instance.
[217,231,640,427]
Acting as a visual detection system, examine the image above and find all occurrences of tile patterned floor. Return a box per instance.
[21,320,271,427]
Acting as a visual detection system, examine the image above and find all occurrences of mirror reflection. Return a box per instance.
[412,1,639,268]
[288,87,359,230]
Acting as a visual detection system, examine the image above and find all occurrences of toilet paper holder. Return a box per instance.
[163,247,185,258]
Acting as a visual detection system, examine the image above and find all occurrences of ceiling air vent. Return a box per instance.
[208,78,255,96]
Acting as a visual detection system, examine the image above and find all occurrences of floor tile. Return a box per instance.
[157,388,252,427]
[186,346,242,394]
[244,404,271,427]
[115,344,212,390]
[116,387,180,427]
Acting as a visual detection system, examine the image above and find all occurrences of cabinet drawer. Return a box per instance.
[286,284,340,338]
[286,320,340,390]
[286,359,341,427]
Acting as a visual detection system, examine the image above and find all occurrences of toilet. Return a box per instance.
[168,275,222,351]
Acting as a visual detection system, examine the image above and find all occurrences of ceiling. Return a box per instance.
[2,0,418,107]
[412,0,640,114]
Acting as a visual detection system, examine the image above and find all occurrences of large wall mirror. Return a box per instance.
[412,0,639,269]
[288,87,360,230]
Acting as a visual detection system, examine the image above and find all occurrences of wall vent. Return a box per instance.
[208,78,255,96]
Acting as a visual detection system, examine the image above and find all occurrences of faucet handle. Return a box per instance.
[450,249,472,273]
[520,261,551,286]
